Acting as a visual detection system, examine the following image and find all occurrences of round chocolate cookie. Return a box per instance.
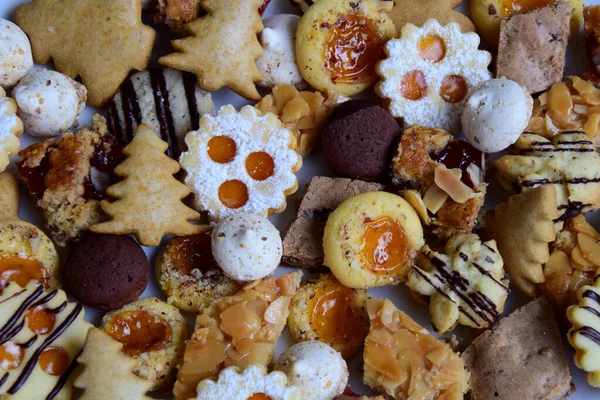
[63,234,148,310]
[322,100,401,182]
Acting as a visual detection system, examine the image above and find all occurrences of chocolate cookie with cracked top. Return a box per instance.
[322,100,401,182]
[63,234,148,310]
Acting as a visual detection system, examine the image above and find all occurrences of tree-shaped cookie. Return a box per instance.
[74,328,153,400]
[90,124,206,246]
[159,0,264,101]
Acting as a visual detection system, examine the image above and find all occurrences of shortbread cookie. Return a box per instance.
[408,233,509,333]
[75,328,153,400]
[463,297,574,400]
[495,132,600,228]
[0,171,18,220]
[296,0,396,96]
[389,0,475,34]
[377,19,492,133]
[173,272,302,400]
[255,84,346,158]
[0,87,23,173]
[90,124,206,246]
[0,281,92,400]
[364,299,469,399]
[17,114,124,246]
[108,68,214,159]
[567,277,600,387]
[490,185,558,298]
[156,232,240,313]
[180,105,302,220]
[13,0,155,107]
[0,19,32,88]
[159,0,264,101]
[102,298,188,390]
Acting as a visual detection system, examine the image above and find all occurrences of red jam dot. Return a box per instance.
[401,70,428,101]
[208,136,237,163]
[39,347,69,376]
[218,180,249,209]
[440,75,468,103]
[246,152,275,181]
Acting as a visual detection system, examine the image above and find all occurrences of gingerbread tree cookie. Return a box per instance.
[90,124,206,246]
[74,328,153,400]
[13,0,155,107]
[159,0,264,101]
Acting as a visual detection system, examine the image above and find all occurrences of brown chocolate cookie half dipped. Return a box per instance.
[108,67,214,159]
[63,234,148,310]
[322,100,401,182]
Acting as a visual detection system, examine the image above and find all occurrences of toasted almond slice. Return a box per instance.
[547,82,573,127]
[573,104,588,115]
[403,190,431,225]
[577,232,600,266]
[423,184,448,214]
[544,113,561,135]
[545,250,571,275]
[434,166,474,204]
[281,95,310,123]
[539,92,548,106]
[467,163,483,187]
[572,76,597,94]
[568,215,600,240]
[571,244,594,269]
[583,113,600,138]
[582,91,600,106]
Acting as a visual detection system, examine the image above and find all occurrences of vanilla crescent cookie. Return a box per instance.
[376,19,492,133]
[180,105,302,220]
[0,88,23,173]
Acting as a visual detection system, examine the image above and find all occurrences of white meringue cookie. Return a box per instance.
[13,69,87,138]
[0,19,33,89]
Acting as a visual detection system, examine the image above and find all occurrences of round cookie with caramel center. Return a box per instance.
[323,100,401,182]
[63,234,148,310]
[323,191,425,288]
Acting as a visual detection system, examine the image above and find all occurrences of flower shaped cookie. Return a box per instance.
[0,88,23,173]
[180,105,302,220]
[376,19,491,133]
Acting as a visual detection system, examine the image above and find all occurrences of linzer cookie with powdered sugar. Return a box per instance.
[0,281,92,399]
[108,68,214,159]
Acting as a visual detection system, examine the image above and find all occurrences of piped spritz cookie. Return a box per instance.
[180,105,302,220]
[376,19,491,133]
[0,88,23,173]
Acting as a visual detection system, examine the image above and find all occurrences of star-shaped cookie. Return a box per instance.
[13,0,155,107]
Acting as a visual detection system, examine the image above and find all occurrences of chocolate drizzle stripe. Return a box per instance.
[183,71,200,131]
[7,304,83,395]
[581,306,600,319]
[584,289,600,304]
[0,285,44,341]
[0,288,27,305]
[521,148,595,153]
[412,268,457,303]
[0,372,7,389]
[46,350,82,400]
[521,178,600,188]
[149,69,178,158]
[483,243,496,253]
[574,326,600,345]
[47,302,67,314]
[32,289,58,307]
[19,335,37,349]
[3,320,25,344]
[120,78,142,141]
[472,263,510,293]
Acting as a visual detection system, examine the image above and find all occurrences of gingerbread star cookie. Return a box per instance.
[13,0,155,107]
[159,0,264,101]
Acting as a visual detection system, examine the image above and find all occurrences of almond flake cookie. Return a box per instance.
[376,19,492,133]
[180,105,302,220]
[0,88,23,173]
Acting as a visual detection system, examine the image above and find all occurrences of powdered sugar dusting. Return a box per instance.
[0,90,22,172]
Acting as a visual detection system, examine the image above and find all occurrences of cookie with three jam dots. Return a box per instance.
[155,231,240,313]
[101,297,189,390]
[63,234,148,310]
[322,100,401,182]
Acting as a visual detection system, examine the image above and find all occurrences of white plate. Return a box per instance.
[0,0,597,398]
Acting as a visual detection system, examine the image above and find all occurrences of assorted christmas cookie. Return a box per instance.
[0,281,92,400]
[288,274,370,358]
[388,0,475,34]
[0,87,23,173]
[17,114,124,246]
[155,231,240,313]
[173,271,302,400]
[323,192,425,288]
[180,105,302,220]
[108,68,214,159]
[376,19,491,133]
[407,233,509,333]
[364,299,470,399]
[0,18,32,88]
[295,0,396,96]
[0,171,18,220]
[154,0,202,30]
[585,6,600,83]
[101,297,188,390]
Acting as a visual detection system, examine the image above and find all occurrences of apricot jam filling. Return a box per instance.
[218,180,249,209]
[308,280,364,345]
[246,152,275,181]
[418,34,446,63]
[39,347,69,376]
[440,75,468,103]
[208,136,237,163]
[106,310,172,357]
[168,234,218,276]
[361,217,410,274]
[0,254,47,289]
[401,70,428,101]
[324,14,384,84]
[501,0,554,16]
[0,341,23,370]
[26,305,56,335]
[248,394,272,400]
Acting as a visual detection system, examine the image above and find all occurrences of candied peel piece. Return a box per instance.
[363,299,469,400]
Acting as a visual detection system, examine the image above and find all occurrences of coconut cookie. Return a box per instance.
[101,297,188,390]
[323,192,425,288]
[180,105,302,220]
[0,88,23,173]
[376,19,492,133]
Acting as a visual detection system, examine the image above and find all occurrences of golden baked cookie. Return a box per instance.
[0,171,18,221]
[0,88,22,173]
[101,297,189,390]
[471,0,582,45]
[408,233,509,333]
[364,298,470,399]
[388,0,475,34]
[155,232,241,312]
[288,274,370,358]
[295,0,396,96]
[323,191,424,288]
